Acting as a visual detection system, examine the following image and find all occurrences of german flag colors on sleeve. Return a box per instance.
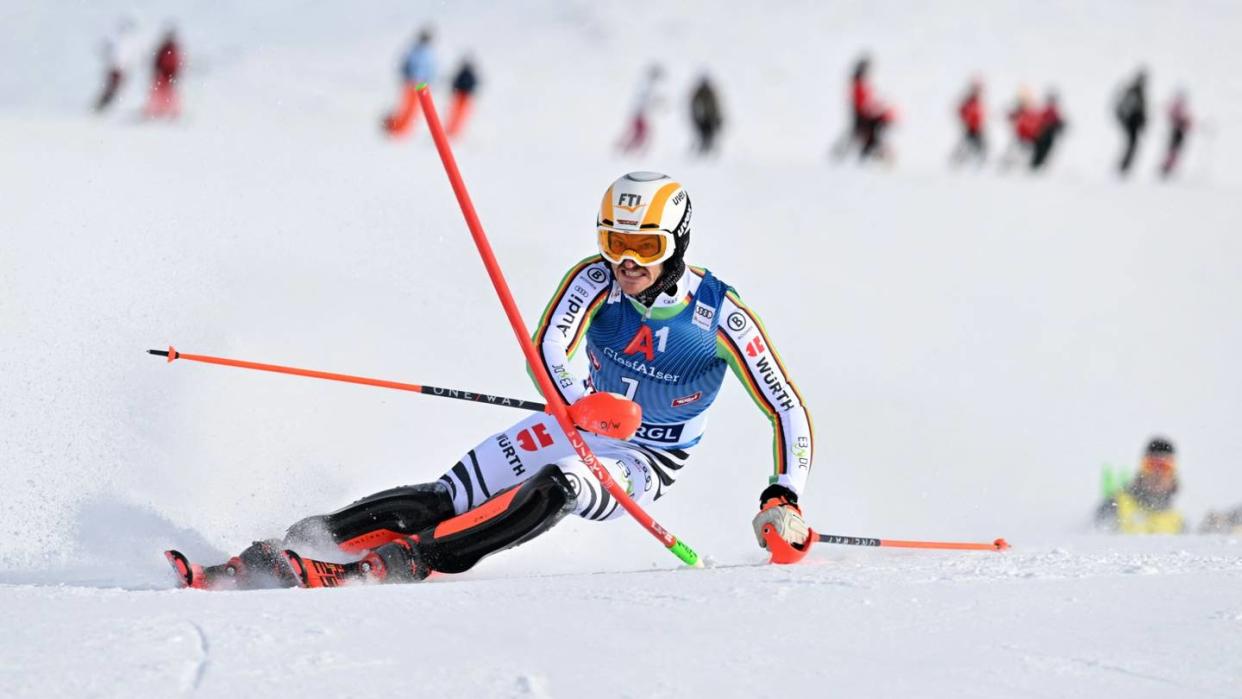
[527,255,612,404]
[715,289,814,496]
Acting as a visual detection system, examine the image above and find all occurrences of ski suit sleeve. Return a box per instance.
[528,256,612,405]
[715,290,814,497]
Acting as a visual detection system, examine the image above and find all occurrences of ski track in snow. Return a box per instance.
[3,0,1242,696]
[184,620,209,693]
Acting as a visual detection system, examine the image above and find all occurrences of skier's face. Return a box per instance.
[611,259,663,297]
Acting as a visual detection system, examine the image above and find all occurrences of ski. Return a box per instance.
[165,541,299,590]
[164,549,242,590]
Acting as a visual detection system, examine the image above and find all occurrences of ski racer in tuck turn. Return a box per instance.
[167,171,815,589]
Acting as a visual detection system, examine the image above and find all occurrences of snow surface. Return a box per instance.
[2,1,1241,696]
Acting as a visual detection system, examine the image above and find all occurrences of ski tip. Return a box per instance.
[993,538,1011,551]
[164,549,198,588]
[282,549,309,588]
[165,553,206,590]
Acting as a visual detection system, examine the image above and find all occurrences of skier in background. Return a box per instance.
[94,16,138,113]
[144,28,182,119]
[999,87,1040,170]
[617,65,664,153]
[383,27,436,138]
[168,172,816,589]
[950,78,986,166]
[1029,90,1066,170]
[1160,90,1192,178]
[1095,437,1184,534]
[689,73,723,156]
[1114,68,1148,175]
[444,55,479,140]
[830,54,895,163]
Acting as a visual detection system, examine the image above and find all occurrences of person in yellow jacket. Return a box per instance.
[1096,437,1184,534]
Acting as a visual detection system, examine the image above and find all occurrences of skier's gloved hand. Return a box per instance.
[752,485,810,561]
[568,392,641,441]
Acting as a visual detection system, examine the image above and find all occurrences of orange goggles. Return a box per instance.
[597,228,674,266]
[1142,455,1176,475]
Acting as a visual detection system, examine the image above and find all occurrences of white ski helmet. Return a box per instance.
[596,171,691,268]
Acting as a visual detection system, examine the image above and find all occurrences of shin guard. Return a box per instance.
[284,482,456,555]
[415,464,576,574]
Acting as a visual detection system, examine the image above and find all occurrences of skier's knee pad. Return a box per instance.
[285,482,456,554]
[416,464,577,574]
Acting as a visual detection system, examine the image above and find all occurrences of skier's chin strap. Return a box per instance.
[630,257,686,308]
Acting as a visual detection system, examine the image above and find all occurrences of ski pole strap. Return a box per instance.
[147,347,547,412]
[815,533,1009,551]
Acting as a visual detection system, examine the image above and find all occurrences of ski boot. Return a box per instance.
[284,536,430,588]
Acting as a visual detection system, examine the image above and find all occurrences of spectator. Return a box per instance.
[1115,68,1148,175]
[950,78,986,166]
[94,16,138,113]
[444,56,479,140]
[1160,90,1192,178]
[689,74,723,156]
[1030,90,1066,170]
[830,54,895,163]
[144,28,182,119]
[1095,437,1185,534]
[384,27,436,138]
[999,87,1040,169]
[616,64,664,154]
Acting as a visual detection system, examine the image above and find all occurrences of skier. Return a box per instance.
[383,27,436,138]
[689,74,723,156]
[950,78,986,166]
[830,55,895,163]
[94,16,138,113]
[1114,68,1148,175]
[999,88,1040,170]
[444,56,479,140]
[1095,437,1184,534]
[169,172,815,589]
[1159,90,1192,178]
[1029,90,1066,170]
[144,29,182,119]
[616,65,664,154]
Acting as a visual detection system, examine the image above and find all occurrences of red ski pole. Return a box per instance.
[414,83,701,567]
[147,347,547,412]
[815,533,1010,551]
[765,530,1008,564]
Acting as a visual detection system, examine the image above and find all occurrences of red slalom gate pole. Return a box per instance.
[414,83,701,567]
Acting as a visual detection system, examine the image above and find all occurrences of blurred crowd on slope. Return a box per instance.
[90,17,1203,181]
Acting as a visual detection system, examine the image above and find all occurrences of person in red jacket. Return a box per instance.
[950,78,986,165]
[1160,91,1192,178]
[144,29,182,119]
[999,88,1040,169]
[1030,90,1066,170]
[830,55,895,163]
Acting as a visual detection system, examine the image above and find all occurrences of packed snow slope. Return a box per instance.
[2,1,1241,696]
